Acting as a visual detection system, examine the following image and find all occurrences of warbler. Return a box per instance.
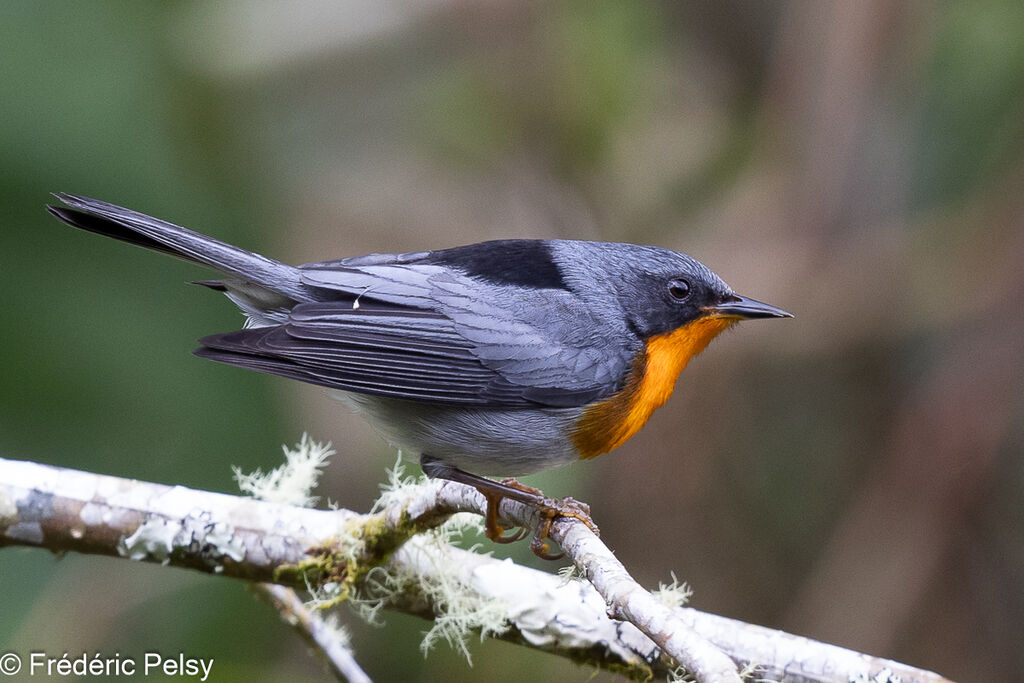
[48,193,791,557]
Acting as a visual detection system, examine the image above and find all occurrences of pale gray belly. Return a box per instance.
[330,391,583,477]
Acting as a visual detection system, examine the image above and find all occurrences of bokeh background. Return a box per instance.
[2,2,1023,681]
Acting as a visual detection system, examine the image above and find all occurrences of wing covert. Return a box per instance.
[195,301,613,407]
[280,257,638,404]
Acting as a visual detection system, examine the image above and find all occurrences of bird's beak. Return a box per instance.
[705,294,793,320]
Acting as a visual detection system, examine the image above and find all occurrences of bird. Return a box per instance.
[47,193,791,558]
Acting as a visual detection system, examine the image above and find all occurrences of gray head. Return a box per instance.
[548,240,789,339]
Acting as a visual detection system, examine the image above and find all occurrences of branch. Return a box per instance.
[0,457,954,683]
[255,583,371,683]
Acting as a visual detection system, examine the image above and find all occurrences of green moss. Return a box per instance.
[270,507,429,610]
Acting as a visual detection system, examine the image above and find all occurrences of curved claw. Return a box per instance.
[482,490,530,544]
[529,516,565,560]
[530,540,564,561]
[491,525,530,544]
[525,496,603,560]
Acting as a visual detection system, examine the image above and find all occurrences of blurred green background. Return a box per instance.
[2,2,1023,681]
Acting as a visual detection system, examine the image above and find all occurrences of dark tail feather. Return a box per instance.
[48,205,187,259]
[48,193,312,303]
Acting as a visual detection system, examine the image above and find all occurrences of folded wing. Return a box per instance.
[196,300,613,408]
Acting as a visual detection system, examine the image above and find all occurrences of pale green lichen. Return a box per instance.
[369,453,425,512]
[738,662,773,682]
[666,645,765,682]
[349,527,509,665]
[234,433,333,507]
[654,571,692,609]
[344,457,507,664]
[118,516,246,569]
[648,572,699,682]
[118,518,181,564]
[203,521,246,563]
[668,665,696,683]
[557,563,582,584]
[263,450,510,664]
[304,571,349,612]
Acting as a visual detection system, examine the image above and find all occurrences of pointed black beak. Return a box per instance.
[706,294,793,320]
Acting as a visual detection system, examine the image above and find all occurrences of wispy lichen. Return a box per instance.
[349,457,506,664]
[654,571,692,609]
[234,433,333,507]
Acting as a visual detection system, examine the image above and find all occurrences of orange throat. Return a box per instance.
[572,315,736,459]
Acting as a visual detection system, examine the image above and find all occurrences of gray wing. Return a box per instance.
[197,301,610,407]
[195,260,635,407]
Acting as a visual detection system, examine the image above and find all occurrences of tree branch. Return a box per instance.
[255,583,371,683]
[0,457,954,683]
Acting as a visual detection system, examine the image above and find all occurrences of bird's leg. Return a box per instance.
[420,455,599,560]
[420,456,529,542]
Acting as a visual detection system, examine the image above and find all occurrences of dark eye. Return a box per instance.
[668,279,691,301]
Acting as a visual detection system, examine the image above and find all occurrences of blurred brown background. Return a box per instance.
[2,2,1022,681]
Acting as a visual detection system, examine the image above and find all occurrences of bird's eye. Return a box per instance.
[668,279,691,301]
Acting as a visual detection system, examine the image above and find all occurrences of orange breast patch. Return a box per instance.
[571,315,736,459]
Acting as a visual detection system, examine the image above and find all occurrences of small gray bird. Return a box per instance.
[48,193,790,557]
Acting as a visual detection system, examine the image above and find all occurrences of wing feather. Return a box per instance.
[196,255,637,407]
[196,301,609,407]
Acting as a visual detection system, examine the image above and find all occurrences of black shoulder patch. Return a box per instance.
[422,240,569,290]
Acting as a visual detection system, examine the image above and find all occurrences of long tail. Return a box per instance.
[47,193,313,303]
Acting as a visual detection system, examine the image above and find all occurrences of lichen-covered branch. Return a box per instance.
[0,457,954,683]
[549,512,740,682]
[0,456,355,584]
[0,456,661,678]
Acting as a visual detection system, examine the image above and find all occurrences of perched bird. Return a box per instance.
[48,193,791,558]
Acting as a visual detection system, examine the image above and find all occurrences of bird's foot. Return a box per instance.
[526,494,597,560]
[484,479,599,560]
[420,456,599,560]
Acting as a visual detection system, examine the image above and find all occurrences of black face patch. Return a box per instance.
[423,240,569,291]
[624,272,726,339]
